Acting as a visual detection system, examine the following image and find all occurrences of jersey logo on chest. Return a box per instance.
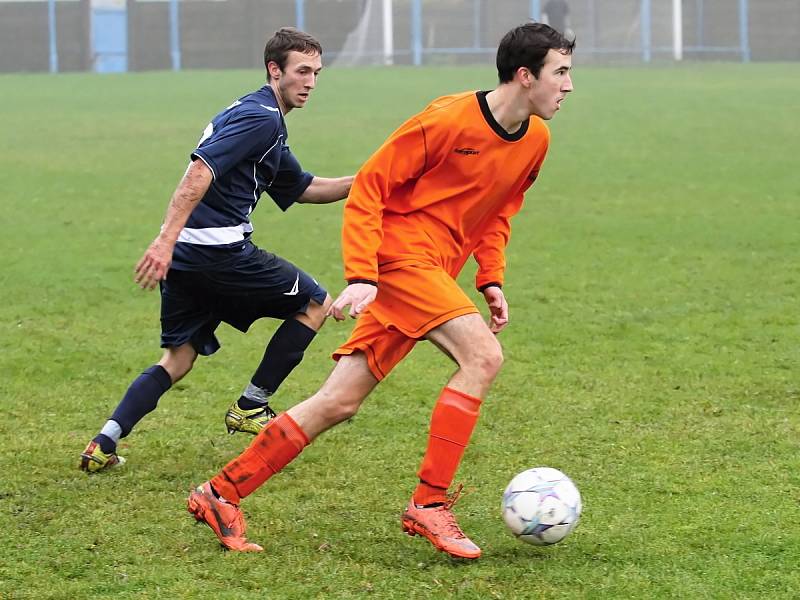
[453,147,480,156]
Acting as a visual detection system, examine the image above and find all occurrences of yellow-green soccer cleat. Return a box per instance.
[224,402,276,435]
[79,440,126,473]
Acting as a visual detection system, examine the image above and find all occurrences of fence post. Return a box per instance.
[169,0,181,71]
[382,0,394,66]
[672,0,682,60]
[411,0,422,66]
[641,0,651,63]
[295,0,305,32]
[739,0,750,62]
[529,0,540,22]
[48,0,58,73]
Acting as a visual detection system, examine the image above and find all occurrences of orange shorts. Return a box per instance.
[333,264,479,380]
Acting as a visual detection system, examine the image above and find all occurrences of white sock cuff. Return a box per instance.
[242,383,271,404]
[100,420,123,444]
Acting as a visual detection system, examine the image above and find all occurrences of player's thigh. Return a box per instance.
[159,270,223,356]
[211,249,328,330]
[333,310,418,381]
[368,264,478,338]
[424,312,502,370]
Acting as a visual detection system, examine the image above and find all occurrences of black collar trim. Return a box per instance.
[476,90,529,141]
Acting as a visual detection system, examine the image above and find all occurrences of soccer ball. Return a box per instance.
[502,467,582,546]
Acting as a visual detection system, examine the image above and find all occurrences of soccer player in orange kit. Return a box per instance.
[187,22,575,558]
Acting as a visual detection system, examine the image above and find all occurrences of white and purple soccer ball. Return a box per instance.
[502,467,582,546]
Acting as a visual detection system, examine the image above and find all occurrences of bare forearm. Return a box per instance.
[160,160,213,242]
[298,175,354,204]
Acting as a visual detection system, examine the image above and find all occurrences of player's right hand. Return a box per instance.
[327,283,377,321]
[134,237,173,290]
[483,285,509,334]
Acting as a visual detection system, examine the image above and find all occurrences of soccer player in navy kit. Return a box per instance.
[80,28,353,472]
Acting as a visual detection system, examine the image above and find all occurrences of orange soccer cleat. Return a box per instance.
[401,485,481,559]
[187,482,263,552]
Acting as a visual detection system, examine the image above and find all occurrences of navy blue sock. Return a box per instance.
[237,395,268,411]
[107,365,172,439]
[247,318,316,399]
[93,433,117,455]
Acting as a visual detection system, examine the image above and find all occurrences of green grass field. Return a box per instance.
[1,63,798,598]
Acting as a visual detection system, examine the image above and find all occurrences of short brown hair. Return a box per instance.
[264,27,322,76]
[496,22,575,83]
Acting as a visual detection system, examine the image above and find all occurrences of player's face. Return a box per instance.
[527,49,573,120]
[270,50,322,113]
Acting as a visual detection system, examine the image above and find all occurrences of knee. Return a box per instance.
[159,346,197,383]
[329,395,362,423]
[300,294,332,331]
[317,389,363,425]
[468,339,504,382]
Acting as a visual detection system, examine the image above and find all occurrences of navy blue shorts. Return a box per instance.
[159,246,327,355]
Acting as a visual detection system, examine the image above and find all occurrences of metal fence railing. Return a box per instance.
[1,0,796,74]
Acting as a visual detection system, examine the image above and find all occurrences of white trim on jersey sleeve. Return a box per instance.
[176,222,254,245]
[193,153,217,181]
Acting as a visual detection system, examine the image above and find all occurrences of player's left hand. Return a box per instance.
[483,286,508,334]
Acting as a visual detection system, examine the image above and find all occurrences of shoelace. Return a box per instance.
[443,483,464,510]
[438,484,467,538]
[255,405,277,420]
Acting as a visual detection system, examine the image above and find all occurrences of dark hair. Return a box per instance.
[264,27,322,75]
[496,22,575,83]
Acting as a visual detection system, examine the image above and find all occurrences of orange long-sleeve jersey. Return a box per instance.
[343,90,550,290]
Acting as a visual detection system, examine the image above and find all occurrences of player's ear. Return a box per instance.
[517,66,533,88]
[267,60,282,81]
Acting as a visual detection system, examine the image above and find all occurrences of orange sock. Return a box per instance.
[211,412,308,505]
[413,387,482,506]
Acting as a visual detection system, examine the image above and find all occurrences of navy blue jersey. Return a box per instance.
[172,85,314,270]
